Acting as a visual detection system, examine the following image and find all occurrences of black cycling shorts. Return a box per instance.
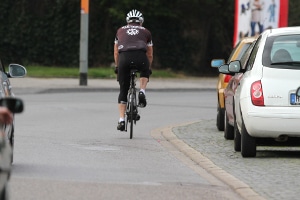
[117,50,150,103]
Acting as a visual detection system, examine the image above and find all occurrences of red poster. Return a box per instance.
[233,0,288,46]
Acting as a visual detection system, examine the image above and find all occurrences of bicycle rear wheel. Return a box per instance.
[126,92,135,139]
[129,97,134,139]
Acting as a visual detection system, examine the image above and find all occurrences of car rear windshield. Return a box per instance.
[262,34,300,69]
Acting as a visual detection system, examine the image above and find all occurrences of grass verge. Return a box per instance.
[25,66,183,79]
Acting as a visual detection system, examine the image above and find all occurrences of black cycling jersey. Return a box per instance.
[114,23,153,52]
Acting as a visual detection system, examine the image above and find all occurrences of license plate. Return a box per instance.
[290,93,300,105]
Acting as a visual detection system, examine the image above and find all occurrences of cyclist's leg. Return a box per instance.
[134,52,150,86]
[118,103,126,119]
[140,77,148,91]
[117,53,130,130]
[136,51,150,107]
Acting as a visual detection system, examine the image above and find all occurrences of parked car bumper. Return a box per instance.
[242,103,300,138]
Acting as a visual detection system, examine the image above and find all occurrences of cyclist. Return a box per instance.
[114,9,153,131]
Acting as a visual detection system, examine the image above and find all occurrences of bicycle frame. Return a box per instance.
[125,68,139,139]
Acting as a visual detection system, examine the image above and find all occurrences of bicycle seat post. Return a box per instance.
[129,62,138,87]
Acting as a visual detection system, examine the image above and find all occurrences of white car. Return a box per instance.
[223,26,300,157]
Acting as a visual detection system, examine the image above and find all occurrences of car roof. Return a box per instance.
[240,37,256,44]
[263,26,300,37]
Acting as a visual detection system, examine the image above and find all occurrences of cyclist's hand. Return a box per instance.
[114,67,118,74]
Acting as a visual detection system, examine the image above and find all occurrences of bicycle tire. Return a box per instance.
[126,68,138,139]
[129,93,134,139]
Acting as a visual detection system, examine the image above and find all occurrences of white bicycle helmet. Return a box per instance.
[126,9,144,23]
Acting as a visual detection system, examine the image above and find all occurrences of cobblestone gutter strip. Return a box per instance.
[153,122,266,200]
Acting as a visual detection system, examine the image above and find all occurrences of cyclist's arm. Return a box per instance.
[146,46,153,68]
[114,43,119,67]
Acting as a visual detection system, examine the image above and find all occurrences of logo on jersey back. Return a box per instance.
[126,28,139,35]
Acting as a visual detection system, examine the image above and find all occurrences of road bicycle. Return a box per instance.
[125,64,140,139]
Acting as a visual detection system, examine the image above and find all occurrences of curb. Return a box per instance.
[151,121,266,200]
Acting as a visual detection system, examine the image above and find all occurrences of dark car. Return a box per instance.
[218,39,256,142]
[211,37,256,131]
[0,61,26,199]
[0,63,26,162]
[0,97,23,199]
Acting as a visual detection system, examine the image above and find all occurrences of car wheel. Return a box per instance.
[241,120,256,157]
[216,103,224,131]
[0,183,8,200]
[224,110,234,140]
[10,126,14,164]
[234,119,241,151]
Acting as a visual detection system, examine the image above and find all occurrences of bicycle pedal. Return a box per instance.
[136,114,140,121]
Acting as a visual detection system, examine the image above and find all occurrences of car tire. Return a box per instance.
[216,103,225,131]
[224,110,234,140]
[0,183,8,200]
[241,120,256,157]
[9,126,14,164]
[234,119,241,151]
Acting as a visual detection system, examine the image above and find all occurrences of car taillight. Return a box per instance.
[251,80,264,106]
[224,75,232,83]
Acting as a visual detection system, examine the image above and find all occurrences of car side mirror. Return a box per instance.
[218,64,230,74]
[211,59,225,68]
[228,60,242,73]
[8,64,27,78]
[0,98,24,113]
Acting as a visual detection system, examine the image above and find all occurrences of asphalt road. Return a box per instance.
[10,77,300,200]
[9,89,243,200]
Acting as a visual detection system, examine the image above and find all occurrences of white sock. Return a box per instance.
[119,118,124,122]
[140,89,145,94]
